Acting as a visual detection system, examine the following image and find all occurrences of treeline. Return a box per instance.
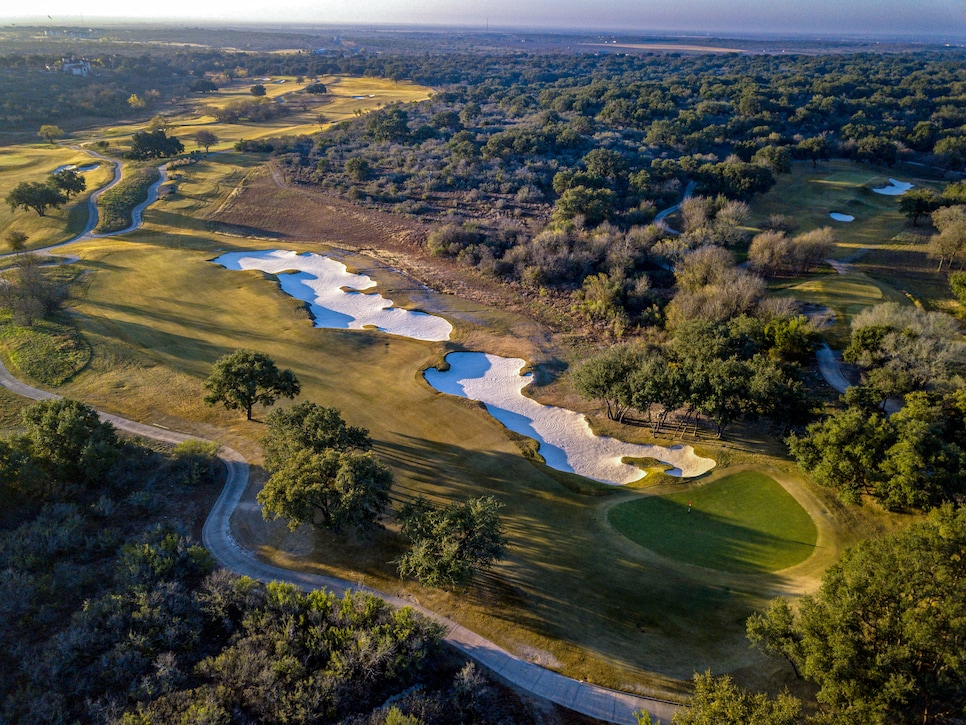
[0,397,536,725]
[574,312,818,438]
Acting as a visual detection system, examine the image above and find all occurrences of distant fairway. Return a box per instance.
[609,471,818,573]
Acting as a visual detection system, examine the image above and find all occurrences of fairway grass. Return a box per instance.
[609,471,818,573]
[0,145,114,250]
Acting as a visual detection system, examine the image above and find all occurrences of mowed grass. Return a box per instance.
[777,271,910,347]
[0,145,114,250]
[609,471,818,574]
[86,76,433,154]
[749,159,935,256]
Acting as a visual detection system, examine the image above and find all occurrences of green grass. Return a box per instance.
[777,270,910,347]
[609,471,818,573]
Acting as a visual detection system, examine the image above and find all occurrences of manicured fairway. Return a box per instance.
[609,471,818,573]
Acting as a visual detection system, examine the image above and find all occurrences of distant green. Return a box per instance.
[609,471,817,573]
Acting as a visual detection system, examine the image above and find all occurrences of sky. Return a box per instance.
[3,0,965,39]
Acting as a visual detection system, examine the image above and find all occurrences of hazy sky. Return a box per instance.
[3,0,965,38]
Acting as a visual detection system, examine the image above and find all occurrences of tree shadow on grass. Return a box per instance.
[609,496,818,575]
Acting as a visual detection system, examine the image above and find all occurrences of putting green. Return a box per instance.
[609,471,818,573]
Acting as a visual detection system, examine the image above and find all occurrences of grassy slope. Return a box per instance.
[608,471,818,573]
[85,76,433,155]
[0,145,114,250]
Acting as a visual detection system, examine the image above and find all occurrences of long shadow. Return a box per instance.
[77,314,238,365]
[609,496,818,575]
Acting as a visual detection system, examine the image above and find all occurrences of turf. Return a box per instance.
[0,145,114,250]
[608,471,818,573]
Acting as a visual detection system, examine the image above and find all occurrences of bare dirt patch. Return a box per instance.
[207,163,564,357]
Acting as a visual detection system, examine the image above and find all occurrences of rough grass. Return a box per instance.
[0,145,113,250]
[0,312,90,386]
[95,165,160,233]
[776,270,910,347]
[609,471,818,573]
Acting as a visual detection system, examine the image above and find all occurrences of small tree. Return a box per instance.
[6,181,66,217]
[38,124,64,144]
[250,84,267,97]
[193,130,218,153]
[899,188,939,226]
[304,82,327,94]
[190,78,218,93]
[5,230,27,253]
[203,349,300,420]
[257,448,392,532]
[127,94,146,109]
[50,168,86,200]
[397,496,507,587]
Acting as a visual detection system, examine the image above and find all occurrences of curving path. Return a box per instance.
[654,180,696,235]
[0,146,681,724]
[0,357,678,724]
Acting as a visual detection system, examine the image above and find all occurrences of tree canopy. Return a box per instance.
[262,401,371,473]
[397,496,507,587]
[258,448,393,532]
[5,180,66,217]
[127,129,184,160]
[203,349,300,420]
[747,505,966,723]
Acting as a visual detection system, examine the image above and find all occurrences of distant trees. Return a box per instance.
[127,129,184,160]
[747,505,966,722]
[193,129,218,152]
[190,78,218,93]
[5,180,66,217]
[397,496,507,587]
[203,349,300,420]
[250,83,267,96]
[748,227,834,276]
[37,124,64,143]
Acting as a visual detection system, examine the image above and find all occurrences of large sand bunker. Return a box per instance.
[213,250,453,342]
[873,178,913,196]
[425,352,715,485]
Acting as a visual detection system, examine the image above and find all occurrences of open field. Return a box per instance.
[608,470,818,574]
[748,159,936,254]
[0,145,114,250]
[77,76,433,155]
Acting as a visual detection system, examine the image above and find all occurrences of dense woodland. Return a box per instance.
[0,399,545,725]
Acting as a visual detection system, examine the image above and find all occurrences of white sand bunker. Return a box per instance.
[829,213,854,222]
[213,250,452,342]
[873,178,913,196]
[425,352,715,485]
